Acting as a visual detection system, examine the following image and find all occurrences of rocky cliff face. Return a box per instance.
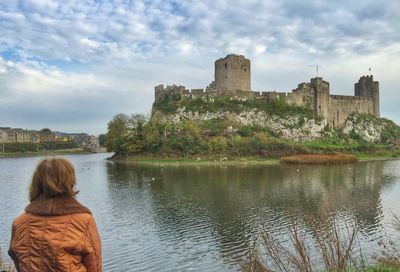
[342,113,400,144]
[156,107,326,142]
[154,107,399,144]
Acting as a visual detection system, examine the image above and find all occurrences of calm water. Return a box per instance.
[1,154,400,271]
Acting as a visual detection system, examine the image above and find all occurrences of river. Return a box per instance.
[1,153,400,271]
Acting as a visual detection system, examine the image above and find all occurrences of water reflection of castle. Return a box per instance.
[106,161,394,266]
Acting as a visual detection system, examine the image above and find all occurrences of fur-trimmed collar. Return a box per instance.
[25,196,92,216]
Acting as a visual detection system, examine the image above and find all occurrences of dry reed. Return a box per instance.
[241,210,362,272]
[0,247,15,272]
[280,154,358,165]
[370,212,400,269]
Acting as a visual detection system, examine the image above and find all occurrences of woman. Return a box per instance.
[8,158,102,272]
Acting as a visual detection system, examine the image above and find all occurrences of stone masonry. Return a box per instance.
[154,54,380,128]
[211,54,251,91]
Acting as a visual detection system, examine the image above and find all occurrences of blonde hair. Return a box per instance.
[29,158,78,201]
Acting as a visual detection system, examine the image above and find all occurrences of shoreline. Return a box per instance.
[0,149,103,158]
[109,155,280,166]
[2,151,398,165]
[109,153,400,166]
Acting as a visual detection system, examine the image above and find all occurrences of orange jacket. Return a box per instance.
[8,196,102,272]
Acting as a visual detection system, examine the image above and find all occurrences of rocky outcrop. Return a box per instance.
[342,113,400,144]
[157,107,327,142]
[154,107,400,144]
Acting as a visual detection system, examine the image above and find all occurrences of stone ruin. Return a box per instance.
[154,54,379,128]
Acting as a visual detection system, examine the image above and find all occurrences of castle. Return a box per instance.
[154,54,380,127]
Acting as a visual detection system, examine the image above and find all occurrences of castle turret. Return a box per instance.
[354,75,380,117]
[312,77,330,121]
[214,54,251,92]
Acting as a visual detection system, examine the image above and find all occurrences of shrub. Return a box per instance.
[207,136,228,154]
[4,142,38,153]
[41,141,78,150]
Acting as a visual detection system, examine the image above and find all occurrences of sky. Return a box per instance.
[0,0,399,135]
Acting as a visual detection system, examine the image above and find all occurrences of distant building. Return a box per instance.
[39,128,56,142]
[0,128,35,143]
[0,127,97,148]
[55,134,74,142]
[5,129,16,142]
[28,131,41,143]
[0,128,8,143]
[70,133,90,146]
[12,129,32,143]
[86,135,100,152]
[70,133,99,152]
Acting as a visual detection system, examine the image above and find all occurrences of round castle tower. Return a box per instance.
[214,54,251,92]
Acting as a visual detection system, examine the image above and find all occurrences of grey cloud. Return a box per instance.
[0,0,399,134]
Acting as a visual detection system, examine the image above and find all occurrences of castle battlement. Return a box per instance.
[154,54,380,127]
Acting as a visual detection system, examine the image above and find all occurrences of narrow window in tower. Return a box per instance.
[225,63,227,68]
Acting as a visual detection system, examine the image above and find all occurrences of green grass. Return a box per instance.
[110,154,280,166]
[356,152,400,161]
[0,148,92,158]
[110,153,400,166]
[344,265,400,271]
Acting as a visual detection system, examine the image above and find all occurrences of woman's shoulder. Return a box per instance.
[11,212,31,227]
[69,212,94,222]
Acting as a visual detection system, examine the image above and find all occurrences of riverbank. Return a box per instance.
[0,148,95,158]
[110,154,280,166]
[110,151,400,166]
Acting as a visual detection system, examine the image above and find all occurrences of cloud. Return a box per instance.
[0,0,399,134]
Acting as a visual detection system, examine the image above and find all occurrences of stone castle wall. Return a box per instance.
[155,84,312,109]
[328,95,374,127]
[153,55,380,128]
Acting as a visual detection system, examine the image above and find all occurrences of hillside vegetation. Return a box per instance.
[106,97,400,159]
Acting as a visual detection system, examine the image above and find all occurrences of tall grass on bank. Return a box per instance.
[241,211,360,272]
[240,209,400,272]
[369,213,400,269]
[0,247,15,272]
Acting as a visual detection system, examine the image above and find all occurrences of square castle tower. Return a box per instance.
[213,54,251,92]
